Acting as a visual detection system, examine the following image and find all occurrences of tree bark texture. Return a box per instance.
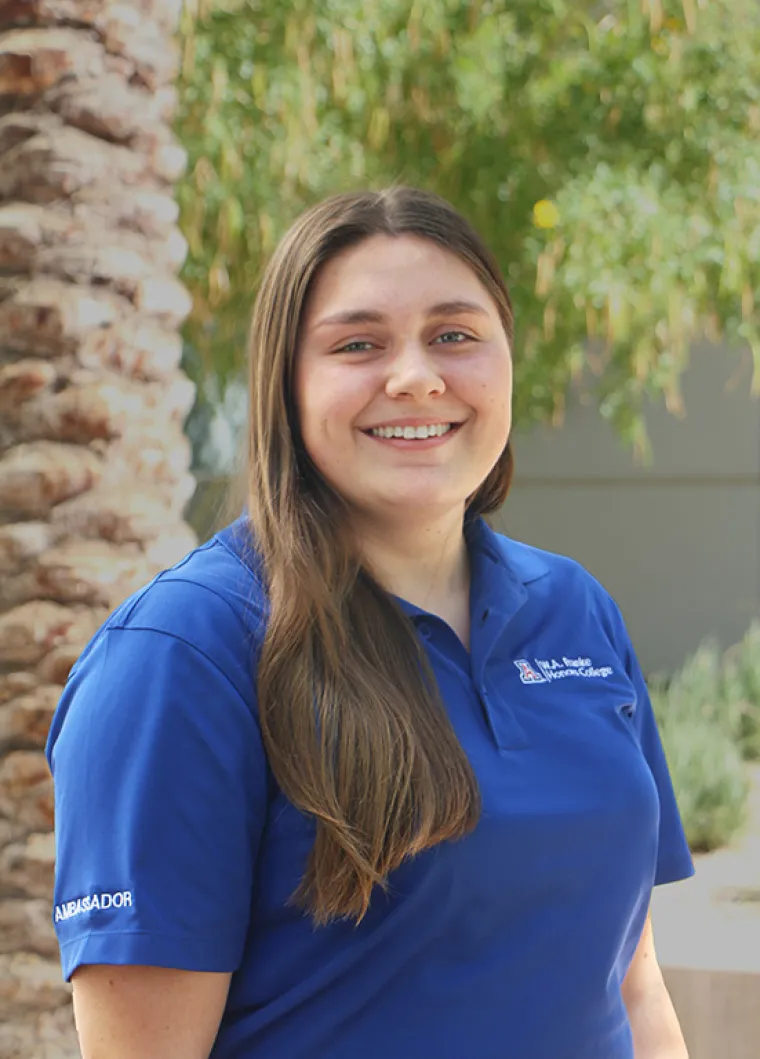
[0,2,195,1054]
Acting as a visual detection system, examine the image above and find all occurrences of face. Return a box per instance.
[294,234,513,526]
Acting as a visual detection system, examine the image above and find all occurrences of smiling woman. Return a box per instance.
[294,233,512,535]
[47,187,690,1059]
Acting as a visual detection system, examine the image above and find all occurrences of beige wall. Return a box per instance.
[498,343,759,673]
[663,967,760,1059]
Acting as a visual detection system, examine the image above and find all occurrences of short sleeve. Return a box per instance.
[46,621,269,981]
[613,619,695,887]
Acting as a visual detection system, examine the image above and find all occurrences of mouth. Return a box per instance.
[362,422,461,441]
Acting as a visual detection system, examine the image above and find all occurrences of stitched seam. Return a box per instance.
[100,626,255,711]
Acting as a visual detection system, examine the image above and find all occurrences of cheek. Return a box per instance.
[294,360,331,432]
[491,349,513,398]
[295,362,367,454]
[470,361,512,448]
[483,393,512,450]
[456,353,512,418]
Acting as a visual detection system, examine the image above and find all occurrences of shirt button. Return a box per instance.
[418,622,432,639]
[481,609,490,622]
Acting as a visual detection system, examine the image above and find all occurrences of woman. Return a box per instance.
[47,187,693,1059]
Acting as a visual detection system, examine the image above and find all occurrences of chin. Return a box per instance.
[361,489,468,518]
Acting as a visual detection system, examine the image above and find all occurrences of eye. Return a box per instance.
[335,340,376,353]
[433,330,473,345]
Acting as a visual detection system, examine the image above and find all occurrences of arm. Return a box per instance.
[622,910,688,1059]
[72,966,231,1059]
[47,616,269,1053]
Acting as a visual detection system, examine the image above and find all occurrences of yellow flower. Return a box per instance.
[533,199,560,229]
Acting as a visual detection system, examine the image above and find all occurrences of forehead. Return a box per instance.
[304,234,495,320]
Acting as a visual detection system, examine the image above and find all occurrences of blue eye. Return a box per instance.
[434,331,472,345]
[337,341,375,353]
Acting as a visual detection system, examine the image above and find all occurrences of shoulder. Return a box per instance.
[491,530,602,591]
[50,522,268,765]
[71,521,267,693]
[491,529,624,630]
[115,524,264,635]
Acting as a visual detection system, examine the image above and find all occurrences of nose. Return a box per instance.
[385,342,445,400]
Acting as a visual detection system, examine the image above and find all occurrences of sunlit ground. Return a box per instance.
[652,764,760,973]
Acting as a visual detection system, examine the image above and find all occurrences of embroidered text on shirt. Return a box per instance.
[514,656,614,685]
[54,891,133,923]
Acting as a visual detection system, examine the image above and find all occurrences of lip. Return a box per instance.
[360,417,463,430]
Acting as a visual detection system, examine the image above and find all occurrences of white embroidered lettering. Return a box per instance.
[53,891,133,924]
[515,655,615,686]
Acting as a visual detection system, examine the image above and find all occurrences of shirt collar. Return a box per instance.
[395,517,549,623]
[224,513,549,612]
[469,518,550,586]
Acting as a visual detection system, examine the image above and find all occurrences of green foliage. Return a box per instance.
[176,0,760,452]
[647,625,760,852]
[721,621,760,760]
[654,640,745,732]
[651,681,749,852]
[649,643,750,852]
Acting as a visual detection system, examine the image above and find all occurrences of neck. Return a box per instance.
[353,506,471,615]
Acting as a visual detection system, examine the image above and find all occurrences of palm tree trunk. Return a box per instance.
[0,2,195,1053]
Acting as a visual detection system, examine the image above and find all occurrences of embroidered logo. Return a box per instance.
[54,891,133,923]
[514,656,614,684]
[514,659,546,684]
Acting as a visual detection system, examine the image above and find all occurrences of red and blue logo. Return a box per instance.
[514,659,546,685]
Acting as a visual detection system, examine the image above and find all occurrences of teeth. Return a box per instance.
[370,424,453,439]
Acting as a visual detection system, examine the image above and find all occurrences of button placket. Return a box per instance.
[472,583,531,752]
[477,677,530,752]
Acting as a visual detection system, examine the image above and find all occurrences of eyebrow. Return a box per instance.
[313,299,490,329]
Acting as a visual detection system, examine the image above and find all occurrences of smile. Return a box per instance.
[368,423,454,440]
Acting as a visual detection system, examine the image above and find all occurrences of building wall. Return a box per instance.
[663,967,760,1059]
[497,343,759,674]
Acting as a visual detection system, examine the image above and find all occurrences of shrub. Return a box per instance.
[644,622,760,853]
[653,640,747,733]
[721,621,760,761]
[649,669,749,853]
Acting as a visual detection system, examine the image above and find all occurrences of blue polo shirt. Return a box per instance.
[47,516,694,1059]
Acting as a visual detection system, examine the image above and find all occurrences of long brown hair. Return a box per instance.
[247,187,514,923]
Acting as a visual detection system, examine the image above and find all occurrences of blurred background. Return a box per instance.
[0,1,758,1055]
